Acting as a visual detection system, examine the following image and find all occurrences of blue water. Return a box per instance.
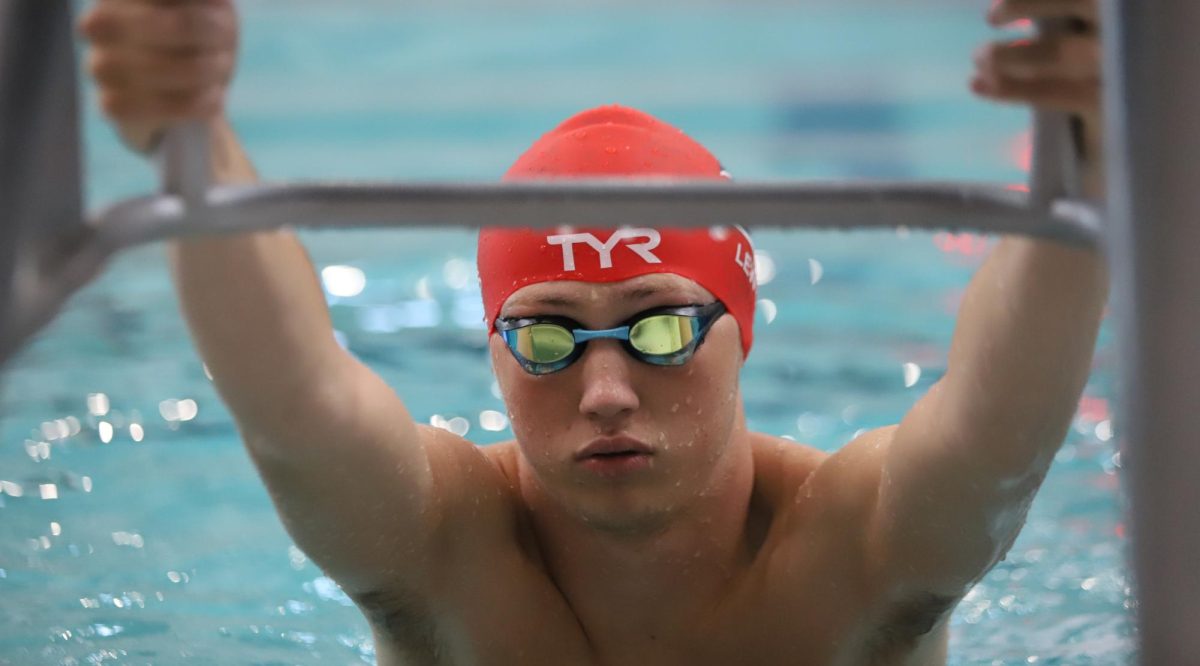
[0,2,1132,664]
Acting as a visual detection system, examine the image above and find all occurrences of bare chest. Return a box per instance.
[370,543,947,666]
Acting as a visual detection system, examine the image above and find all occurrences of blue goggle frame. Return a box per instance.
[495,302,727,375]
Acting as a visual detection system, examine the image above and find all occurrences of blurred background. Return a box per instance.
[0,1,1130,664]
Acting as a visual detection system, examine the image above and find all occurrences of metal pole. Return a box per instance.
[160,122,211,205]
[1102,0,1200,662]
[88,181,1103,251]
[1029,19,1083,206]
[0,1,101,365]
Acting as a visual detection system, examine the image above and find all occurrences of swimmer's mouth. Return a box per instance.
[575,436,654,461]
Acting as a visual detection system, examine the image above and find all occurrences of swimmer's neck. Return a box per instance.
[516,423,759,640]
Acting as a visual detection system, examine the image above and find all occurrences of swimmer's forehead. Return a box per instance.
[501,274,714,316]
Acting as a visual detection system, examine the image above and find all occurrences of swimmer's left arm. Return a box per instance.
[855,0,1110,610]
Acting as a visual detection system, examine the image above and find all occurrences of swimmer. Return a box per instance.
[80,0,1108,663]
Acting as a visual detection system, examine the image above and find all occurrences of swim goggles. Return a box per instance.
[495,302,727,375]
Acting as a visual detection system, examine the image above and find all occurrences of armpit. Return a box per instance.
[866,592,959,664]
[353,587,445,664]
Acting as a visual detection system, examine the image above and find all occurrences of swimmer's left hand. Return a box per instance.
[972,0,1103,182]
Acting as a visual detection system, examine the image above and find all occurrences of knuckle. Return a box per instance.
[85,50,107,78]
[77,9,99,37]
[99,91,128,118]
[78,5,115,41]
[989,42,1017,67]
[1010,38,1052,62]
[88,51,126,85]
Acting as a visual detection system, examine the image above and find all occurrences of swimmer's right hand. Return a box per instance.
[79,0,239,154]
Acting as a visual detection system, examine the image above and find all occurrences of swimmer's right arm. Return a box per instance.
[80,0,488,598]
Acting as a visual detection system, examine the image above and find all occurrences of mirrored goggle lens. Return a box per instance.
[629,314,698,355]
[513,324,576,363]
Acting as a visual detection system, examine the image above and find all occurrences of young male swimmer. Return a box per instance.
[81,0,1108,663]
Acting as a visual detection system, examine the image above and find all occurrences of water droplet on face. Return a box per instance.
[670,403,680,413]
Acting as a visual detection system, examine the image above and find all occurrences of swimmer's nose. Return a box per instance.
[577,340,640,422]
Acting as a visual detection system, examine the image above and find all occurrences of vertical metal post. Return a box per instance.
[1102,0,1200,662]
[1028,18,1083,205]
[160,122,211,205]
[0,1,86,362]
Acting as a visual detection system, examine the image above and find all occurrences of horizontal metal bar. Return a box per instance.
[91,181,1103,251]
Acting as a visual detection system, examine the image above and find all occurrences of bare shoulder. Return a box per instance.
[479,438,521,484]
[419,428,522,530]
[750,428,954,663]
[749,426,897,512]
[749,426,902,565]
[749,432,827,502]
[803,426,898,512]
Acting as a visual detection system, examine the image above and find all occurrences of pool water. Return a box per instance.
[0,1,1132,663]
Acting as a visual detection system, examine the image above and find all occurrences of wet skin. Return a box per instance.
[361,273,952,665]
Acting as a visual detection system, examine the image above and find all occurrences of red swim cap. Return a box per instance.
[477,105,757,357]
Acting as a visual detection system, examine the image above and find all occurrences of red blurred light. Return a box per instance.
[933,232,991,257]
[1078,395,1110,422]
[1009,129,1033,172]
